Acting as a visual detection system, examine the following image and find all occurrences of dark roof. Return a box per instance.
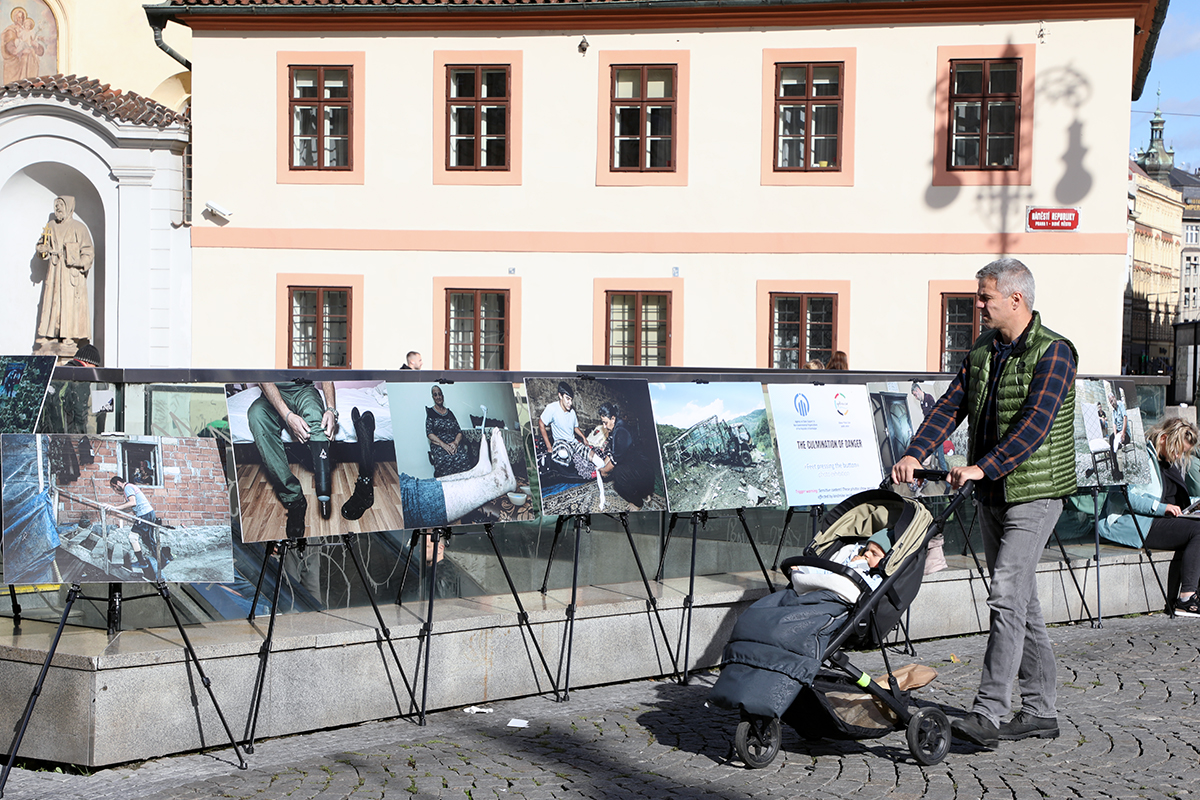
[0,75,188,128]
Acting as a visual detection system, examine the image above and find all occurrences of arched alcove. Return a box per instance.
[0,162,105,357]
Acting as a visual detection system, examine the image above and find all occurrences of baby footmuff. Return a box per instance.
[709,476,972,767]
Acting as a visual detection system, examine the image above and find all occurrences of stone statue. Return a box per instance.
[35,195,94,357]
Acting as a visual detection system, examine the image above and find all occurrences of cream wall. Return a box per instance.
[189,16,1136,373]
[39,0,191,107]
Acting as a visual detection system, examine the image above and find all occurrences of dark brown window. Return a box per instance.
[447,65,510,170]
[289,287,351,368]
[941,293,983,372]
[446,290,509,369]
[948,59,1020,170]
[774,62,843,171]
[610,65,676,172]
[770,293,836,368]
[289,66,352,170]
[606,292,671,366]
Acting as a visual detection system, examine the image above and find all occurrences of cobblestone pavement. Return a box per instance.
[5,613,1200,799]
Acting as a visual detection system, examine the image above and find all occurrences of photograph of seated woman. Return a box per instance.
[1088,418,1200,616]
[427,385,474,477]
[596,401,656,511]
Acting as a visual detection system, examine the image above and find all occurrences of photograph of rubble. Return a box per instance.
[1,434,234,585]
[649,382,782,513]
[524,377,667,515]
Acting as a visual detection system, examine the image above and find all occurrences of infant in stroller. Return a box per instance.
[790,529,891,596]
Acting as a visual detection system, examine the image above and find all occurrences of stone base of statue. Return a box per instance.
[33,336,84,363]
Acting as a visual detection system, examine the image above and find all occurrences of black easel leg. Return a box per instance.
[244,543,289,753]
[557,516,583,701]
[1051,524,1094,624]
[616,512,679,680]
[8,584,22,632]
[680,512,701,686]
[654,513,680,582]
[247,542,275,622]
[0,584,81,797]
[483,524,560,699]
[735,508,775,592]
[1091,487,1103,628]
[1123,485,1172,615]
[395,530,420,607]
[418,529,442,725]
[156,582,247,770]
[957,503,990,594]
[539,516,567,595]
[771,507,796,571]
[341,533,419,720]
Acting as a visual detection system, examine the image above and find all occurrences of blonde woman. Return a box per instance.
[1099,418,1200,616]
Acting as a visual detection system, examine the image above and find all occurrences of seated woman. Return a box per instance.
[427,385,473,477]
[1093,418,1200,616]
[596,402,656,511]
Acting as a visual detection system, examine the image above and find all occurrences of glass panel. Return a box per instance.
[805,296,834,362]
[985,135,1015,167]
[292,69,318,99]
[449,292,475,318]
[482,106,506,136]
[293,289,317,317]
[646,69,672,99]
[615,106,640,137]
[609,294,634,365]
[953,102,981,134]
[989,62,1018,94]
[323,69,349,99]
[482,69,507,98]
[647,106,672,136]
[451,69,476,99]
[617,140,640,169]
[640,295,668,366]
[451,106,476,136]
[952,136,980,167]
[325,137,348,168]
[811,105,838,136]
[811,66,839,96]
[323,290,347,317]
[325,106,349,136]
[811,136,837,168]
[987,101,1016,134]
[774,296,801,323]
[481,292,506,319]
[615,69,641,100]
[774,349,800,370]
[294,106,318,136]
[448,345,474,370]
[322,340,347,368]
[778,104,805,136]
[779,66,806,98]
[452,139,474,168]
[482,137,505,167]
[647,139,671,169]
[953,63,983,94]
[479,345,505,370]
[778,138,803,169]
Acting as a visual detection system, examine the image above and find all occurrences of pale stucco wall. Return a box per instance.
[186,16,1136,373]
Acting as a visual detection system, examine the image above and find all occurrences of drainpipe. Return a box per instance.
[145,7,191,71]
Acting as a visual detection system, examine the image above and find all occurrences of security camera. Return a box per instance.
[205,201,233,218]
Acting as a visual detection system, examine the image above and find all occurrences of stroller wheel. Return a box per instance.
[906,707,951,766]
[734,715,781,769]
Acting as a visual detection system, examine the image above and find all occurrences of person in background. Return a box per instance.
[402,352,422,370]
[827,351,849,370]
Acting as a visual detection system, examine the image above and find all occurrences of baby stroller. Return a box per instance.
[708,472,972,767]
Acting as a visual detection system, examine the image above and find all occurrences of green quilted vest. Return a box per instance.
[966,312,1077,503]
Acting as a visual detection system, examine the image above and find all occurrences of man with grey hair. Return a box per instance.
[893,257,1077,748]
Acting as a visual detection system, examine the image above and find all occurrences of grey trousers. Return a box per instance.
[974,497,1062,724]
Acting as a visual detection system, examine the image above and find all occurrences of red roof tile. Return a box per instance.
[1,75,188,128]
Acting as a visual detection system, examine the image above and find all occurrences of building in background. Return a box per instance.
[0,0,192,366]
[156,0,1164,373]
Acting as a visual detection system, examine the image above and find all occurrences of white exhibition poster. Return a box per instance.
[766,383,884,506]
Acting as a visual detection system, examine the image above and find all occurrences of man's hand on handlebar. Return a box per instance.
[890,455,922,486]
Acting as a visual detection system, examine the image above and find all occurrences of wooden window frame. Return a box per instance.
[445,64,511,172]
[947,58,1021,172]
[605,291,672,366]
[769,292,838,368]
[288,65,354,171]
[287,286,352,369]
[445,289,511,370]
[609,64,678,173]
[940,292,983,372]
[773,61,844,172]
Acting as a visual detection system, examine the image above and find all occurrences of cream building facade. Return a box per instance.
[1128,163,1183,373]
[164,0,1164,374]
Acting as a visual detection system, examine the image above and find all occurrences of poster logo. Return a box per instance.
[793,393,810,416]
[833,392,850,416]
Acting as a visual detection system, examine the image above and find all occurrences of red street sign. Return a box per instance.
[1026,207,1080,231]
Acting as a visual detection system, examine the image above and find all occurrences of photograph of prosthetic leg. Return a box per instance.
[341,407,375,520]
